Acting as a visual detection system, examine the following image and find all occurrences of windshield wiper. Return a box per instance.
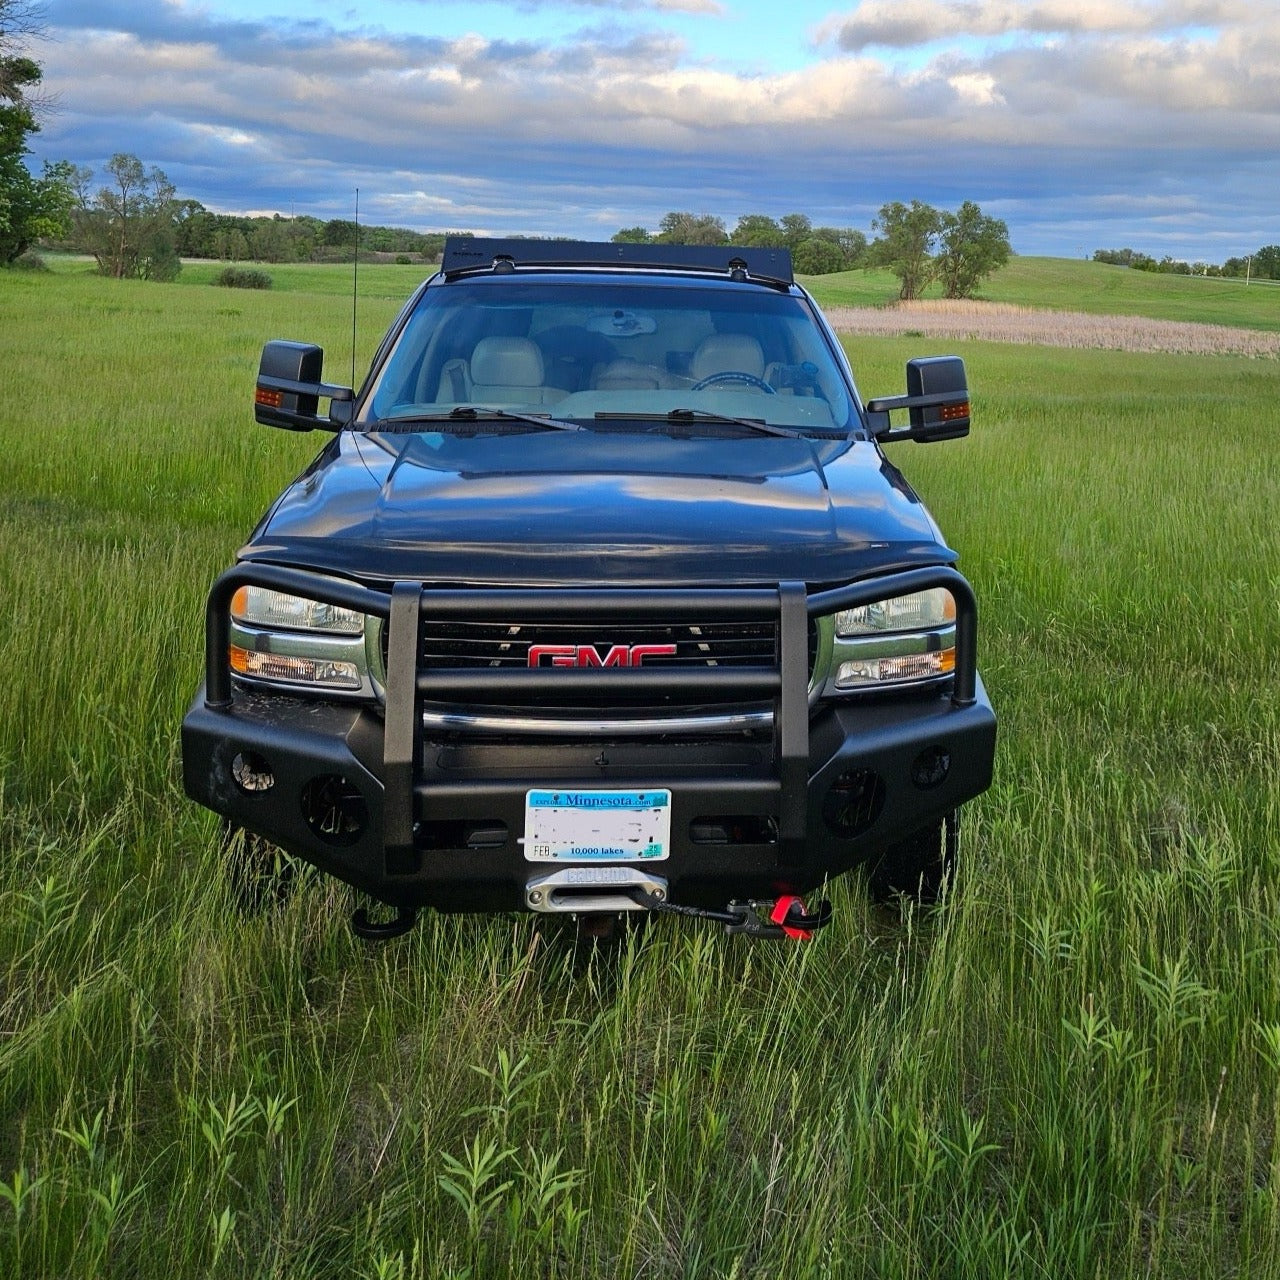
[594,409,804,439]
[376,406,583,433]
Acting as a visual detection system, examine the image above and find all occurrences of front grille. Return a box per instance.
[420,619,779,669]
[378,595,815,729]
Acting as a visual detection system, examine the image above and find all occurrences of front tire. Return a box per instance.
[868,810,958,903]
[220,822,296,911]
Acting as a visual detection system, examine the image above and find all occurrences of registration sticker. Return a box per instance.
[523,789,671,862]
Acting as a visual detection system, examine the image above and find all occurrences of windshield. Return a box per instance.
[361,276,856,435]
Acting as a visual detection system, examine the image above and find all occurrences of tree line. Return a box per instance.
[616,200,1013,299]
[1094,245,1280,281]
[7,147,448,278]
[51,154,443,279]
[613,212,868,277]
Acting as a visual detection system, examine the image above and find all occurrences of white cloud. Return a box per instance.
[948,71,1006,105]
[817,0,1254,50]
[30,0,1280,259]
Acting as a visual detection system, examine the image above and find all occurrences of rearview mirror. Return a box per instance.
[865,356,970,444]
[254,340,353,432]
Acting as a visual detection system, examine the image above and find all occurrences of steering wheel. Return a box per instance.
[691,370,777,394]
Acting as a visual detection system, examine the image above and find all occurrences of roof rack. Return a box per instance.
[440,237,794,287]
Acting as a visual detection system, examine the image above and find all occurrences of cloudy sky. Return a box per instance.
[25,0,1280,259]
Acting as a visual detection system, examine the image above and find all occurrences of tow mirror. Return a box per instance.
[865,356,970,444]
[254,340,353,432]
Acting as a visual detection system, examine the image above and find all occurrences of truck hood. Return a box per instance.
[243,429,952,587]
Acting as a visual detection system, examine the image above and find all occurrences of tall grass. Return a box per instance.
[1,268,1279,1277]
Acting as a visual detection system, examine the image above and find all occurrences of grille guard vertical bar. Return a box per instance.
[383,582,423,867]
[777,581,809,864]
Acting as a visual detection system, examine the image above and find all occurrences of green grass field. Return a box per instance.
[1,262,1279,1278]
[805,255,1280,333]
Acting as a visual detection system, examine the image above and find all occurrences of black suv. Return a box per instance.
[182,239,995,939]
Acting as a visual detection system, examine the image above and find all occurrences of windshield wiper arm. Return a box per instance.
[614,407,802,439]
[667,408,803,438]
[377,406,583,432]
[592,409,801,437]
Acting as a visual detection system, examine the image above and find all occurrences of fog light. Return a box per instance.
[232,751,274,794]
[301,775,368,846]
[911,746,951,790]
[821,768,885,838]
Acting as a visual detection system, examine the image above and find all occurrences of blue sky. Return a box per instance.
[24,0,1280,260]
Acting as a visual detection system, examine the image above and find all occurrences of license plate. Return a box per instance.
[523,789,671,862]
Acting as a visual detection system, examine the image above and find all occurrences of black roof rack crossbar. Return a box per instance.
[441,237,794,287]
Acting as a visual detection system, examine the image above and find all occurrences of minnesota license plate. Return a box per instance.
[522,789,671,862]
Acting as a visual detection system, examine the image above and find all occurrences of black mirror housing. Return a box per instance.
[254,340,352,432]
[866,355,970,444]
[906,356,970,439]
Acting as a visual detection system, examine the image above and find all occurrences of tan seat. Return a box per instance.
[437,336,565,404]
[690,334,765,383]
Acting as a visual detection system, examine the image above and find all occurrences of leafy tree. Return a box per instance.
[71,153,181,280]
[869,200,942,300]
[779,213,812,249]
[0,0,43,107]
[655,211,726,245]
[251,217,290,263]
[813,226,867,266]
[322,218,358,247]
[1253,245,1280,280]
[935,200,1011,298]
[730,214,785,247]
[612,226,651,243]
[0,2,75,263]
[214,226,249,262]
[173,199,217,257]
[793,235,847,276]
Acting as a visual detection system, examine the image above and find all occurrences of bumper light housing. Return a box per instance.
[230,644,362,690]
[834,648,956,689]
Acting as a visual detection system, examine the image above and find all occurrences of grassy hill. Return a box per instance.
[42,250,1280,333]
[805,255,1280,332]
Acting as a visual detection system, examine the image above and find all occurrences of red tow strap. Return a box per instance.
[770,895,813,941]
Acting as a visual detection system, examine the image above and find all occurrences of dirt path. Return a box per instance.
[825,300,1280,357]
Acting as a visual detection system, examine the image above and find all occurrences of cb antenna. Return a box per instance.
[351,188,360,389]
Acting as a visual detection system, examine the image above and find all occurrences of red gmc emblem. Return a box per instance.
[528,643,677,668]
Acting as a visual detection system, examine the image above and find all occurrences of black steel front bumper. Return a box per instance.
[182,565,996,913]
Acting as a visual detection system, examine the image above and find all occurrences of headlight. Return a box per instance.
[229,584,375,694]
[231,586,364,635]
[818,588,956,693]
[833,587,954,637]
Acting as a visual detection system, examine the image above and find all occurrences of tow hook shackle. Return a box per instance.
[628,887,832,940]
[351,905,417,941]
[726,896,833,940]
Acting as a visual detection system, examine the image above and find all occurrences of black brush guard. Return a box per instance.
[201,563,979,909]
